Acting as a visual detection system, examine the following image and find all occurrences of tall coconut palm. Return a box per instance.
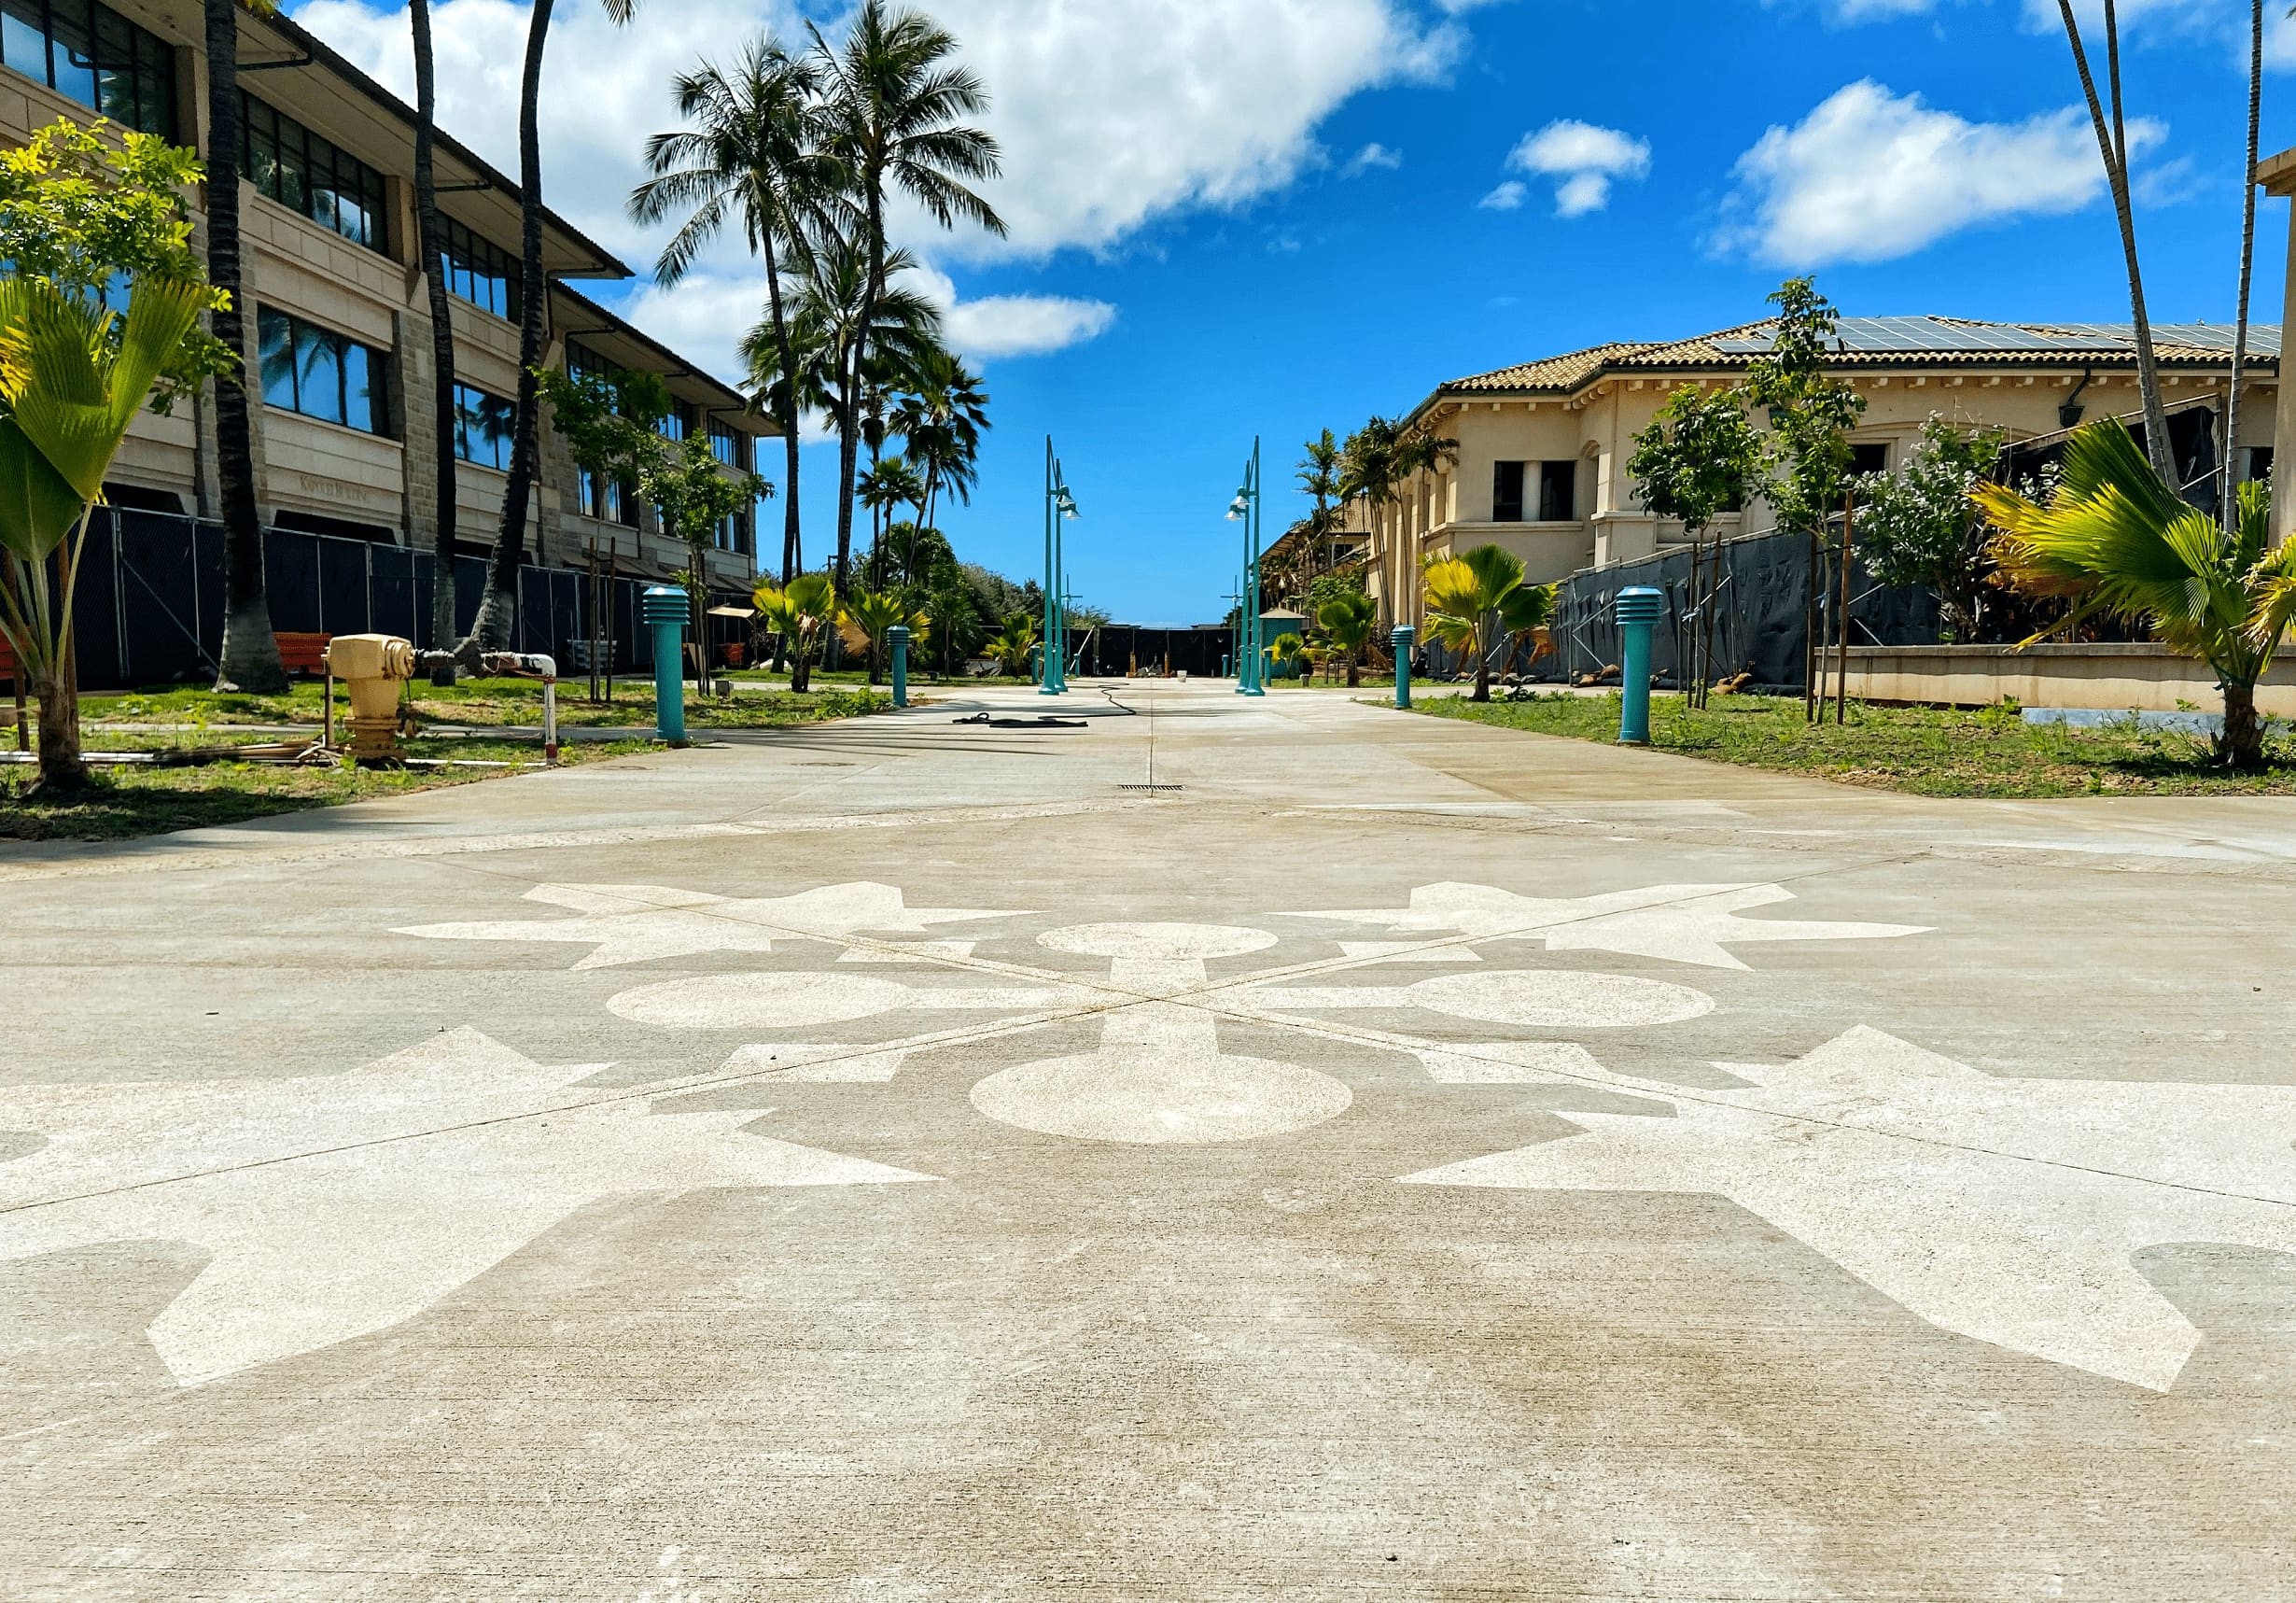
[2224,0,2264,538]
[463,0,640,654]
[857,456,923,583]
[1296,429,1342,576]
[1979,419,2296,767]
[889,345,988,532]
[203,0,287,693]
[2054,0,2174,485]
[630,37,843,588]
[808,1,1004,602]
[758,231,942,594]
[409,0,459,681]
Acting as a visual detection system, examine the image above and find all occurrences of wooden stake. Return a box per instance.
[1837,488,1856,726]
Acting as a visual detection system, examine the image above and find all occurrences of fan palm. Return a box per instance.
[752,570,838,693]
[1421,543,1553,703]
[1267,631,1305,682]
[632,35,842,586]
[809,1,1004,602]
[1318,590,1378,688]
[841,584,924,684]
[985,612,1038,679]
[1976,418,2296,767]
[0,275,210,789]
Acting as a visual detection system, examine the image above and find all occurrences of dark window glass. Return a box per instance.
[48,0,93,107]
[258,307,296,411]
[0,0,44,81]
[293,318,343,424]
[342,341,374,433]
[1849,443,1889,477]
[93,7,133,123]
[133,32,172,139]
[1537,459,1575,522]
[441,218,516,321]
[1491,460,1526,523]
[242,92,385,252]
[709,423,740,467]
[454,382,515,471]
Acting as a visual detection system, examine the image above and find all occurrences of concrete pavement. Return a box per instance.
[4,678,2295,1600]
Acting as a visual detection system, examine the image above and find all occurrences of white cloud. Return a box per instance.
[1344,142,1405,175]
[1811,0,1951,19]
[1717,79,2162,265]
[1477,180,1528,211]
[1503,120,1650,217]
[290,0,1453,373]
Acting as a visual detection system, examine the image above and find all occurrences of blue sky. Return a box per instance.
[297,0,2293,624]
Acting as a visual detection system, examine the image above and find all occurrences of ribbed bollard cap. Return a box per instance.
[888,626,909,641]
[1615,585,1666,626]
[1391,624,1416,642]
[637,584,689,625]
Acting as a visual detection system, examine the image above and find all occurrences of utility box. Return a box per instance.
[324,633,415,764]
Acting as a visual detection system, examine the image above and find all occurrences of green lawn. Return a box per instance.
[79,678,891,732]
[0,734,652,842]
[6,679,896,841]
[1411,692,2296,798]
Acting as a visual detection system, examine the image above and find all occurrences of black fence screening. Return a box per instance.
[61,508,747,691]
[1541,528,1939,692]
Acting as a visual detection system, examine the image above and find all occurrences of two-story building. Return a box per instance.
[0,0,772,590]
[1352,316,2279,631]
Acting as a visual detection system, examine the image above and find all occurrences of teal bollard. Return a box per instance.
[638,584,690,746]
[1615,586,1664,746]
[1392,624,1414,710]
[889,625,910,709]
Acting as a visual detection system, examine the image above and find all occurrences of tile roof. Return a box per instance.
[1435,315,2282,402]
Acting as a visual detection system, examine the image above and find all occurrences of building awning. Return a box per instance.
[707,605,758,619]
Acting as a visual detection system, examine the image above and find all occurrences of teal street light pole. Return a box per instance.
[1226,437,1265,696]
[1043,436,1080,695]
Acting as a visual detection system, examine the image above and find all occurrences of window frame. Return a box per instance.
[0,0,175,135]
[241,91,388,255]
[1536,459,1576,523]
[256,306,392,437]
[1491,459,1527,523]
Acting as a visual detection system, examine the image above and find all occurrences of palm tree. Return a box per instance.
[1421,543,1552,703]
[631,36,841,587]
[856,458,923,582]
[752,571,837,692]
[1318,590,1377,688]
[984,611,1037,678]
[464,0,640,654]
[203,0,287,693]
[1297,429,1343,576]
[0,276,210,789]
[1978,419,2296,766]
[2053,0,2174,485]
[809,1,1004,605]
[889,345,988,532]
[409,0,459,681]
[760,232,942,595]
[841,584,917,683]
[2223,0,2263,538]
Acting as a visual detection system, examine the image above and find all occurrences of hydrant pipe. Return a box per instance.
[1615,586,1665,746]
[637,585,690,746]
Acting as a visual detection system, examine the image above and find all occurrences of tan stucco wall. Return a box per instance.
[1844,643,2296,717]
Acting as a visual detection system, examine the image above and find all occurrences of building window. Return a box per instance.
[0,0,175,136]
[660,399,695,442]
[258,307,388,434]
[452,381,515,470]
[441,216,517,322]
[2245,446,2275,485]
[1849,442,1889,477]
[243,92,387,253]
[1537,460,1575,522]
[713,507,751,555]
[579,467,638,527]
[1491,459,1526,523]
[709,421,750,470]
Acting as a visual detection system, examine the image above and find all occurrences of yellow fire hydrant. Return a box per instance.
[323,633,416,764]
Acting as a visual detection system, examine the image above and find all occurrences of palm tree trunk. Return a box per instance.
[2057,0,2175,485]
[762,231,802,584]
[203,0,287,695]
[412,0,459,682]
[466,0,554,654]
[1472,651,1491,703]
[2220,678,2263,767]
[2225,0,2262,537]
[1345,650,1360,690]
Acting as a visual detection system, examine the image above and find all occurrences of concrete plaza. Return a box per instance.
[4,679,2294,1600]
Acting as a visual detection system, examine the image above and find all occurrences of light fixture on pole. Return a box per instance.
[1225,438,1266,696]
[1043,438,1081,695]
